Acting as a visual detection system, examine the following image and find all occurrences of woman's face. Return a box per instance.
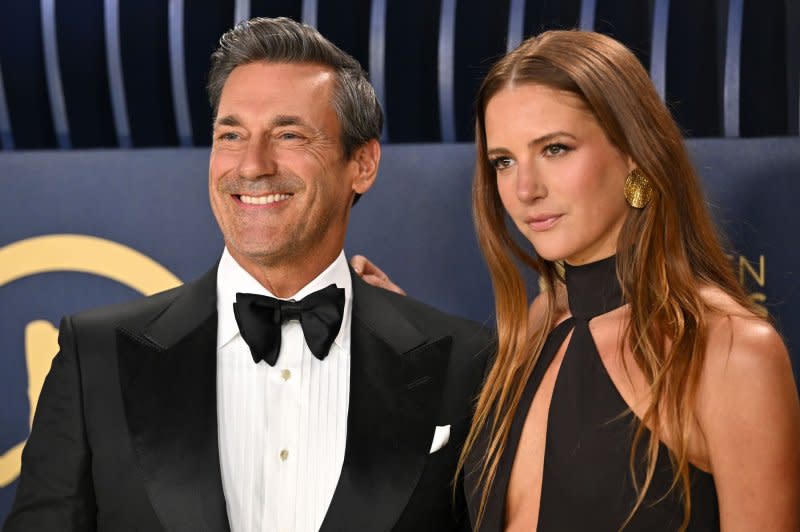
[485,83,633,266]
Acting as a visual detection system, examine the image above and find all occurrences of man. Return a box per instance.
[4,17,491,532]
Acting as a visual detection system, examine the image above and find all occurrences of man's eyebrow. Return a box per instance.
[271,115,308,128]
[214,114,241,128]
[214,113,317,132]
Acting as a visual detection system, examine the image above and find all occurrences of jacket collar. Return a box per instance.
[117,265,231,531]
[138,265,218,351]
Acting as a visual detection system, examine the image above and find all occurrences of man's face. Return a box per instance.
[209,61,376,282]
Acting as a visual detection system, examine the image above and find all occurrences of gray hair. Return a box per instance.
[208,17,383,160]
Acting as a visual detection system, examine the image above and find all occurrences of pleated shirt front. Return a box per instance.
[216,248,352,532]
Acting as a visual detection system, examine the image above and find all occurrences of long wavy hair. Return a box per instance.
[457,30,757,530]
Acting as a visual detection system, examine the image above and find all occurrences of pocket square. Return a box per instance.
[429,424,451,454]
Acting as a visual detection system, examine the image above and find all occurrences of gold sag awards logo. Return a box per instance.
[0,234,182,488]
[738,253,768,318]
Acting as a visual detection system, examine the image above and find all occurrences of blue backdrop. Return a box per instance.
[0,138,797,521]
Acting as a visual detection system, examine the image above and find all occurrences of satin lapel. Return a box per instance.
[117,268,231,532]
[320,274,453,532]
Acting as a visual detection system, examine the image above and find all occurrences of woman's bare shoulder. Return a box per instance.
[694,286,799,528]
[699,285,789,388]
[699,284,753,315]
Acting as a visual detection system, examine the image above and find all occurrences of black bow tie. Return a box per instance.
[233,284,345,366]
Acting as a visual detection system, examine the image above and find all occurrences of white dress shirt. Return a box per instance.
[216,249,352,532]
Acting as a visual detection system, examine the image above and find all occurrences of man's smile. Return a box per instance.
[234,193,294,206]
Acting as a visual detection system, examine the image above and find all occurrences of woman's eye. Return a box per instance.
[544,143,570,157]
[491,156,514,170]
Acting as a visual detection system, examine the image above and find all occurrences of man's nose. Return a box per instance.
[515,160,546,202]
[237,136,278,180]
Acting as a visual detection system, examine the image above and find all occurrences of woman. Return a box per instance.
[354,30,799,531]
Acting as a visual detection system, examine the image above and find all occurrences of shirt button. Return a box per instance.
[280,449,289,461]
[281,369,291,381]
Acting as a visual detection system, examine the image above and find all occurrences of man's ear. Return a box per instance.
[351,139,381,195]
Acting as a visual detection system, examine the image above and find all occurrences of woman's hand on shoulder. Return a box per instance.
[350,255,407,295]
[698,314,800,531]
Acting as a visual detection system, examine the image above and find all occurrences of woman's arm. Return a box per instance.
[699,315,800,531]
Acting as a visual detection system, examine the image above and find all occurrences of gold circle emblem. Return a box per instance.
[0,234,182,487]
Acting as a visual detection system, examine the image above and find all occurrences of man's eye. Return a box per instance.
[490,156,514,171]
[217,132,240,141]
[278,131,302,140]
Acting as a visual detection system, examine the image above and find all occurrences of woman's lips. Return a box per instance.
[525,214,563,231]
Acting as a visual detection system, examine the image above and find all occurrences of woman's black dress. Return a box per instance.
[466,256,719,531]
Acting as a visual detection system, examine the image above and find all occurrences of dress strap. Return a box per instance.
[472,317,575,531]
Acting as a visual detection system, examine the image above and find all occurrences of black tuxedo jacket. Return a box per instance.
[5,266,492,532]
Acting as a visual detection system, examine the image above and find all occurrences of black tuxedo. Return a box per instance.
[5,266,492,531]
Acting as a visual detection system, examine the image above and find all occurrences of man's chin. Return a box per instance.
[226,241,294,268]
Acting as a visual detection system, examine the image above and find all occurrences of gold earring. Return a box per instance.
[624,168,653,209]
